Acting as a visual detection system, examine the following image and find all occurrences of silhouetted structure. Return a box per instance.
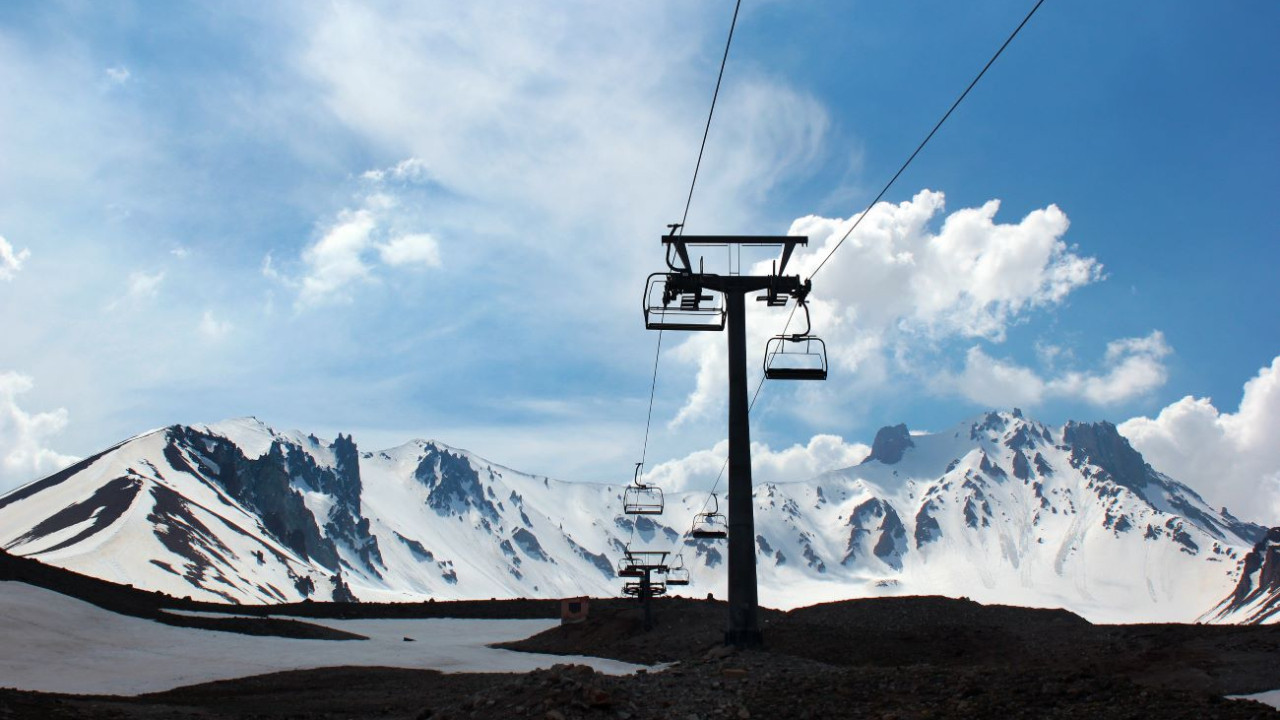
[618,548,669,631]
[645,230,825,648]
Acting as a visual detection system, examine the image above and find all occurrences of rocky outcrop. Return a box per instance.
[1204,527,1280,624]
[863,424,914,465]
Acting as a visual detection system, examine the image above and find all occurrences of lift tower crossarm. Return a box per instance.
[661,234,808,275]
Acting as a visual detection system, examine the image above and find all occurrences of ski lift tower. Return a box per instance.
[643,229,814,648]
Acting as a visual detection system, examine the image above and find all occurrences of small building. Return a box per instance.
[560,596,589,624]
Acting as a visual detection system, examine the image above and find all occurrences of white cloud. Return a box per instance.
[0,372,78,491]
[107,270,166,310]
[667,191,1107,422]
[787,191,1102,342]
[940,346,1049,408]
[298,208,378,306]
[379,234,441,268]
[936,331,1171,408]
[0,235,31,281]
[127,270,165,299]
[104,66,131,85]
[199,310,232,340]
[362,157,431,184]
[283,168,445,307]
[646,434,870,493]
[298,3,830,290]
[1120,355,1280,525]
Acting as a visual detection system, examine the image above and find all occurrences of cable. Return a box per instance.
[677,0,1047,548]
[635,0,744,476]
[637,329,664,468]
[679,0,744,235]
[809,0,1046,279]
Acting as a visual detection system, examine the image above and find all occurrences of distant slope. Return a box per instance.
[0,412,1269,623]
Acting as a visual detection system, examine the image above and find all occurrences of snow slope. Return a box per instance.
[0,581,644,695]
[0,411,1269,623]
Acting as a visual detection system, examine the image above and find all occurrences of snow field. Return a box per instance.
[0,581,646,695]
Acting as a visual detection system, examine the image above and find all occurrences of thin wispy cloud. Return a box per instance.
[0,1,1271,493]
[104,66,131,85]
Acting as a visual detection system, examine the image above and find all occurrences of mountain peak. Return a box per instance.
[1062,420,1149,489]
[863,424,914,465]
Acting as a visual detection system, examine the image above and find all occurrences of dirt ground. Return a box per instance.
[3,594,1279,719]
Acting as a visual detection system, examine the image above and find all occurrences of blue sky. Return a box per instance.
[1,1,1277,521]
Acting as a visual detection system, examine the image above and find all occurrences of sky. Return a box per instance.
[1,1,1277,523]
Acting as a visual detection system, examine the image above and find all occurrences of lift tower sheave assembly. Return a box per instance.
[645,232,817,648]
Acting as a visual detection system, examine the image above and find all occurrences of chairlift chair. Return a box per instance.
[691,494,728,540]
[623,463,663,515]
[763,335,828,381]
[617,557,644,578]
[643,274,726,331]
[665,554,691,586]
[623,580,667,597]
[763,300,828,381]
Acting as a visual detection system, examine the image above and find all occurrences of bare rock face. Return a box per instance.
[863,424,914,465]
[1206,526,1280,624]
[1063,420,1150,490]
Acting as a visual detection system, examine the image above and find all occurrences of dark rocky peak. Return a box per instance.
[1217,527,1280,623]
[272,437,362,512]
[863,424,914,465]
[414,445,500,521]
[324,433,363,509]
[971,411,1008,439]
[1062,421,1151,491]
[163,426,339,570]
[1004,423,1040,452]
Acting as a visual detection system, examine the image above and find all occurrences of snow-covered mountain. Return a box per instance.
[0,411,1271,623]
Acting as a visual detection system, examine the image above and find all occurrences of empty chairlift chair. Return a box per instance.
[763,335,828,380]
[691,494,728,540]
[665,554,691,586]
[763,300,828,381]
[617,557,644,578]
[623,463,663,515]
[644,273,726,331]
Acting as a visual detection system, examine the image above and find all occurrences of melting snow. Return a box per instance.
[0,582,646,695]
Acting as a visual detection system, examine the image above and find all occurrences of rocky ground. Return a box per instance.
[2,593,1279,719]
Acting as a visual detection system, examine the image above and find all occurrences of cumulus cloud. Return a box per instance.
[667,191,1107,422]
[786,191,1102,342]
[0,235,31,281]
[1120,356,1280,525]
[279,161,445,307]
[0,372,78,491]
[645,434,870,493]
[937,331,1171,408]
[298,208,378,305]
